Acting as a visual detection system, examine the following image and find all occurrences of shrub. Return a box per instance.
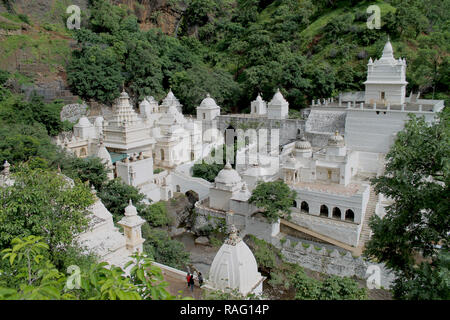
[141,202,171,227]
[142,226,190,269]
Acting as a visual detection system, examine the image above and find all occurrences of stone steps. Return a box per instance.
[358,188,378,246]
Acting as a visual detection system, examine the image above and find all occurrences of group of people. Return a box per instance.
[186,271,203,292]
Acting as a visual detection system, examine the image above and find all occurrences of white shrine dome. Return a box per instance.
[139,99,151,108]
[94,116,104,127]
[76,116,92,127]
[328,131,345,147]
[255,93,263,102]
[120,90,129,99]
[295,136,311,150]
[269,88,287,105]
[215,162,241,185]
[162,89,181,106]
[200,93,219,109]
[208,225,264,296]
[124,200,138,216]
[97,143,112,166]
[382,40,393,57]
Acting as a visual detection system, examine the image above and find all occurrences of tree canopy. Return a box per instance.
[249,180,297,223]
[365,109,450,299]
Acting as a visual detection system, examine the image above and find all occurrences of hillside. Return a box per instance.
[0,0,448,113]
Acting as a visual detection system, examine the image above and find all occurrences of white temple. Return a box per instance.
[53,39,445,271]
[206,225,264,296]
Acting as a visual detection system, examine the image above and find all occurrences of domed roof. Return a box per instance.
[255,93,263,102]
[124,200,137,216]
[328,131,345,147]
[295,136,311,150]
[97,142,112,165]
[209,225,263,296]
[94,116,104,127]
[139,99,151,108]
[76,116,92,127]
[145,96,157,106]
[161,89,181,107]
[215,162,242,185]
[380,38,395,61]
[120,90,129,99]
[199,93,219,109]
[269,88,287,105]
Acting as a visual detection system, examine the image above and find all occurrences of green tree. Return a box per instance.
[67,45,124,104]
[60,156,110,192]
[0,236,180,300]
[192,160,224,182]
[249,180,297,223]
[365,111,450,299]
[142,225,190,270]
[141,202,171,227]
[97,178,146,221]
[0,166,94,267]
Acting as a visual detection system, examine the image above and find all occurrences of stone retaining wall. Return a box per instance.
[271,237,396,289]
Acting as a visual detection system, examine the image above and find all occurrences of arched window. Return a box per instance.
[301,201,309,213]
[345,209,355,222]
[191,152,195,161]
[160,149,165,161]
[332,207,341,219]
[168,190,172,198]
[320,205,329,217]
[80,148,87,157]
[292,200,297,208]
[176,185,181,192]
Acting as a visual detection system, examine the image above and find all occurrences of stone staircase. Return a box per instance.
[355,186,378,255]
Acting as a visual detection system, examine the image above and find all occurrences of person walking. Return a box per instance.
[186,272,191,289]
[189,272,195,292]
[198,272,204,287]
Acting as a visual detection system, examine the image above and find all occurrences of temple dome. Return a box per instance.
[139,99,151,108]
[208,225,264,296]
[269,88,287,105]
[328,131,345,146]
[119,90,129,99]
[295,136,311,150]
[124,200,138,216]
[382,40,393,57]
[97,142,112,165]
[76,116,92,127]
[215,162,241,185]
[94,116,104,127]
[200,94,219,109]
[256,93,263,102]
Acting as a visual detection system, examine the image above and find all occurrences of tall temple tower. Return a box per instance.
[364,39,407,106]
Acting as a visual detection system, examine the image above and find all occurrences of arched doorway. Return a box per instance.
[292,200,297,208]
[345,209,355,222]
[301,201,309,213]
[176,185,181,192]
[320,205,329,217]
[160,149,165,161]
[332,207,341,219]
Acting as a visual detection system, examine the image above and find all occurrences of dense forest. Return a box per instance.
[65,0,449,113]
